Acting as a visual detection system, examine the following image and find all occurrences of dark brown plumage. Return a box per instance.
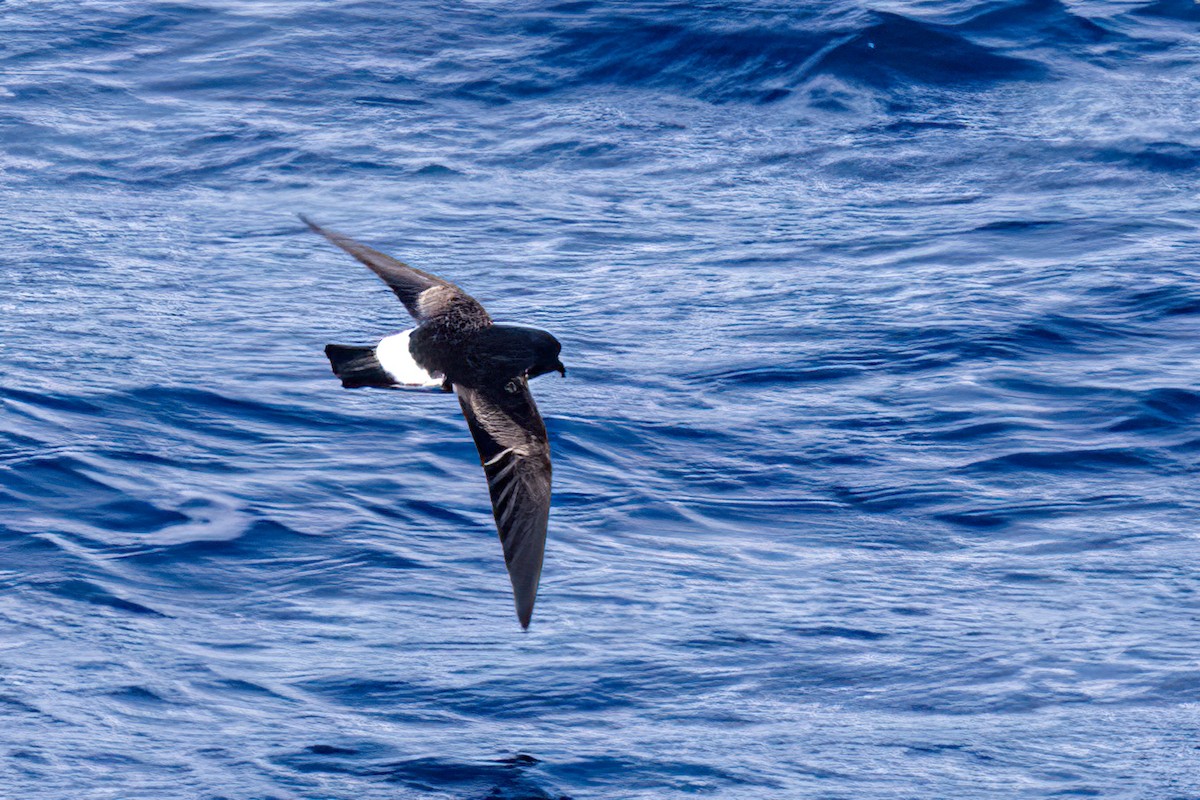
[303,216,564,629]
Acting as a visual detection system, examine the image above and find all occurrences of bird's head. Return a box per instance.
[483,325,566,382]
[525,331,566,380]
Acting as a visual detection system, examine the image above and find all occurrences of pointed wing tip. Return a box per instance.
[510,565,541,631]
[297,213,321,234]
[516,603,534,630]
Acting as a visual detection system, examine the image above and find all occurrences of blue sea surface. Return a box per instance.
[2,1,1200,797]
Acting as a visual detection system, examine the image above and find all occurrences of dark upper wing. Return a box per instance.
[301,215,489,325]
[456,381,552,629]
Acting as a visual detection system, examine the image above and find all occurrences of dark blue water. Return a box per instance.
[3,1,1200,797]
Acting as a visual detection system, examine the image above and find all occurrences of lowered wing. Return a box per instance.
[456,381,552,629]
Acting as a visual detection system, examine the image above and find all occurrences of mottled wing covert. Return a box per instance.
[300,215,488,325]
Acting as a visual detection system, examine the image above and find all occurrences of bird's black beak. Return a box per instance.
[555,360,566,377]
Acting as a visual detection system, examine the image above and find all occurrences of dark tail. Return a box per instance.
[325,344,396,389]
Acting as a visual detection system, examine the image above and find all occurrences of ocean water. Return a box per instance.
[2,1,1200,797]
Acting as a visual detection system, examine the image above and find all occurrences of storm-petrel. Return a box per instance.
[302,216,565,629]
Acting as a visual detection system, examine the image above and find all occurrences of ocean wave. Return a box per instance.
[535,8,1041,103]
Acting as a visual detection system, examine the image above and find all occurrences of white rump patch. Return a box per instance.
[375,329,444,388]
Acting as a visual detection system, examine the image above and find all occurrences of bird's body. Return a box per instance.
[303,216,564,629]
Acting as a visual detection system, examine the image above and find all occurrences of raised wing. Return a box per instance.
[301,215,489,325]
[456,381,552,629]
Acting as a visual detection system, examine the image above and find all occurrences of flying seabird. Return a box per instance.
[302,215,565,629]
